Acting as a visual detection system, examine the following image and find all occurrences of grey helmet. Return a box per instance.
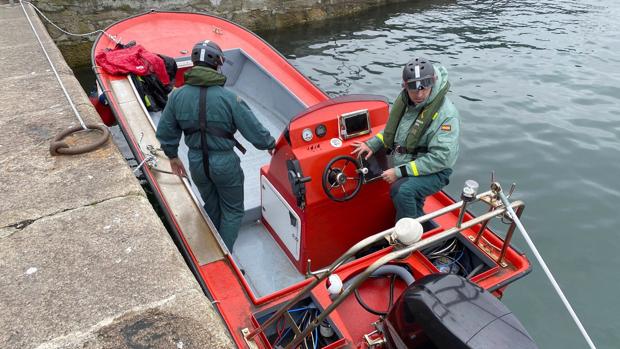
[191,40,225,68]
[402,57,435,90]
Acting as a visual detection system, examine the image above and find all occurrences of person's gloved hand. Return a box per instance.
[351,141,373,160]
[169,157,187,177]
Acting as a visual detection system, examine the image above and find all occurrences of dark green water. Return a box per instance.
[256,1,620,347]
[77,0,620,347]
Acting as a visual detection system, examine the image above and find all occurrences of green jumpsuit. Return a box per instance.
[367,64,460,221]
[156,66,275,250]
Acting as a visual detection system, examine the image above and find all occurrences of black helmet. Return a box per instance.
[402,57,435,90]
[191,40,225,68]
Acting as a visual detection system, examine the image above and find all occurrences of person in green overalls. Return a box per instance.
[156,40,275,250]
[352,57,460,225]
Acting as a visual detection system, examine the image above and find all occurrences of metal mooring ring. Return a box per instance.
[50,124,110,156]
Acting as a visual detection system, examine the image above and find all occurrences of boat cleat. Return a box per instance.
[363,328,386,348]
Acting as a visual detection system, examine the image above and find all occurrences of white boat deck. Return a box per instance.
[232,220,305,297]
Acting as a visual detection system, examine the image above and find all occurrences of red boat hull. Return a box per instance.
[92,11,532,348]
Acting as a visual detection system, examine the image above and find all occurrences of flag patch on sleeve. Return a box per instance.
[441,124,451,131]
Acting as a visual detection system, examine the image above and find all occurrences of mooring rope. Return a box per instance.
[19,0,111,155]
[23,1,120,44]
[20,0,88,130]
[497,186,597,349]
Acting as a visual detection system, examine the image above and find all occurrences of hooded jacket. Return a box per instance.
[156,66,275,161]
[366,64,460,177]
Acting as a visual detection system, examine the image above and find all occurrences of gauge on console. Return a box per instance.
[302,128,313,142]
[315,124,327,138]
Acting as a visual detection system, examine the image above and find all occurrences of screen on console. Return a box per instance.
[341,110,370,139]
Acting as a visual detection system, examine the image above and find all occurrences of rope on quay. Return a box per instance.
[496,186,597,349]
[19,0,111,155]
[23,1,121,44]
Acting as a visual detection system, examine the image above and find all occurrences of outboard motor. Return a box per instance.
[382,274,538,349]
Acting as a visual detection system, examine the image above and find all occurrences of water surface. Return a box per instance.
[256,1,620,347]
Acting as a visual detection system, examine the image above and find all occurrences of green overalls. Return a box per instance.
[156,66,275,250]
[367,65,460,220]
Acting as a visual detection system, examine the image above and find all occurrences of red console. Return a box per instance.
[261,95,395,273]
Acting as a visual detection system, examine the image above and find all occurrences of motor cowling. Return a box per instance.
[382,274,538,349]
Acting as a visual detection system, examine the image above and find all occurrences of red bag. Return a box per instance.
[95,45,170,85]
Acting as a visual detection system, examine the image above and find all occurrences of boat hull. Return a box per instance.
[93,11,532,349]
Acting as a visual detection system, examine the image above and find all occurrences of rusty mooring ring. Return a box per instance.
[50,124,110,156]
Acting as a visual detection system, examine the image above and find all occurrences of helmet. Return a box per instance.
[402,57,435,90]
[191,40,225,68]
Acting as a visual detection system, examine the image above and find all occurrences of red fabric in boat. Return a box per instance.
[95,45,170,85]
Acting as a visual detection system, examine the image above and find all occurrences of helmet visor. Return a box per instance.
[405,77,434,90]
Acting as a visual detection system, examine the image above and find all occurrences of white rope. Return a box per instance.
[19,0,88,130]
[23,0,120,44]
[497,189,597,349]
[133,155,154,174]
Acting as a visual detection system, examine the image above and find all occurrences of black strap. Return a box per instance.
[392,145,428,156]
[183,125,247,154]
[206,126,246,154]
[199,87,209,178]
[398,164,408,177]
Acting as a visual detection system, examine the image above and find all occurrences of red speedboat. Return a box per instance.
[93,11,536,349]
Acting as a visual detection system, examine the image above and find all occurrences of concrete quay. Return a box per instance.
[0,4,232,348]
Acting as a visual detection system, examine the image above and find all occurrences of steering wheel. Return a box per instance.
[322,155,364,202]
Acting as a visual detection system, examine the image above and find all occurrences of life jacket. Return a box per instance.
[130,74,169,112]
[382,82,450,154]
[183,87,246,178]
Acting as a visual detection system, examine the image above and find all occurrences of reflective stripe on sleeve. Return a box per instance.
[409,161,419,176]
[377,133,384,144]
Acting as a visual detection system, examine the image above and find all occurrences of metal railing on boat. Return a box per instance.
[244,180,598,349]
[495,184,597,349]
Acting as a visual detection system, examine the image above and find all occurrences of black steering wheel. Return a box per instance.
[322,155,364,202]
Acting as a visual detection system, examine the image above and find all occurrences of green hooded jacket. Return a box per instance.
[156,66,275,162]
[366,64,460,177]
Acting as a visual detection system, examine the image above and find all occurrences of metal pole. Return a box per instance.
[246,190,494,340]
[497,189,597,349]
[284,201,523,349]
[245,227,392,340]
[473,207,493,244]
[498,204,524,264]
[457,180,479,228]
[456,201,469,227]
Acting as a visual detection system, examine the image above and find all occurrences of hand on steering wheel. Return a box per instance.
[351,141,373,160]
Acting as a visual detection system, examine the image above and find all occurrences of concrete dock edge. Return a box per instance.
[0,3,233,348]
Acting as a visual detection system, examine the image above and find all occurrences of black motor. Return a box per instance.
[382,274,538,349]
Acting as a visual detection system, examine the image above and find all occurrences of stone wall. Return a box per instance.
[31,0,407,66]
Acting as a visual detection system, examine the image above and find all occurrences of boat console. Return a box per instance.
[261,95,395,273]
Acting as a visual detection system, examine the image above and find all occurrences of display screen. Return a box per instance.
[342,110,370,138]
[360,147,389,182]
